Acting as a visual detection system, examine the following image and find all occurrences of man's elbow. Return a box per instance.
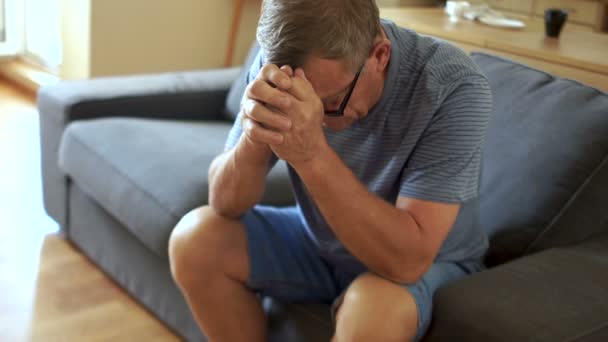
[381,268,424,285]
[208,194,245,219]
[379,255,433,284]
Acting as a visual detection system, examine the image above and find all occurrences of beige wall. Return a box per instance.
[61,0,261,80]
[59,1,442,80]
[232,0,261,66]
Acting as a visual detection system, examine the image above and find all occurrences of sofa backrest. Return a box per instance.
[224,42,261,120]
[471,53,608,265]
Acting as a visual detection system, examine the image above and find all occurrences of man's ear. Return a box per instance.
[371,39,391,72]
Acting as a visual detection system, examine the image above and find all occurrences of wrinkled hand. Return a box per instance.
[241,64,294,151]
[269,68,326,166]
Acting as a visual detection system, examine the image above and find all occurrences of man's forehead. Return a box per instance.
[302,56,353,97]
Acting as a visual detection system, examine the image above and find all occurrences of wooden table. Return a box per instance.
[380,7,608,91]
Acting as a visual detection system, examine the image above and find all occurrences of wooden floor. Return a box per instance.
[0,79,182,341]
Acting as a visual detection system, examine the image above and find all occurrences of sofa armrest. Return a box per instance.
[38,67,241,232]
[38,67,242,124]
[424,234,608,342]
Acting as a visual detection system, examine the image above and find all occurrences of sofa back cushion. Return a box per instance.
[224,42,261,120]
[471,53,608,265]
[526,154,608,254]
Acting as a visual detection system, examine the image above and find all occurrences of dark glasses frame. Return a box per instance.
[324,65,364,116]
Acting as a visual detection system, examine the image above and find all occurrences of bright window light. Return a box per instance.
[24,0,62,70]
[0,0,24,56]
[0,0,5,43]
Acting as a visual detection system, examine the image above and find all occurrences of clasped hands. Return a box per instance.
[241,64,326,166]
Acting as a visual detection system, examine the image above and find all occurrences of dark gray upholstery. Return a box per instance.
[426,235,608,342]
[39,45,608,342]
[59,119,232,258]
[67,184,205,341]
[471,52,608,266]
[528,154,608,253]
[38,68,241,233]
[58,117,293,258]
[265,300,333,342]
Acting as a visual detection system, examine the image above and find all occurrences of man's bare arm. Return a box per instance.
[208,134,274,218]
[208,64,294,218]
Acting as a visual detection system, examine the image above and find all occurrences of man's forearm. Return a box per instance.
[208,135,273,218]
[292,144,431,283]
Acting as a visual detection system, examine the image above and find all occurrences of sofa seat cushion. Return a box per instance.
[58,117,293,259]
[424,234,608,342]
[471,53,608,265]
[263,298,333,342]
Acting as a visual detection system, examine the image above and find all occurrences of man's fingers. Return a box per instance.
[242,99,292,131]
[245,64,295,113]
[242,116,284,145]
[285,68,314,101]
[294,68,306,80]
[260,64,292,90]
[247,79,292,112]
[281,65,294,77]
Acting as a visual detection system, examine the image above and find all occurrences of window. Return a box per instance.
[0,0,24,56]
[0,0,5,42]
[0,0,61,71]
[23,0,61,69]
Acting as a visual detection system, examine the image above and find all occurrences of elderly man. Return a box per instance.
[169,0,492,341]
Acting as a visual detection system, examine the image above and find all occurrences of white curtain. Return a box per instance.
[0,0,21,55]
[24,0,61,68]
[0,0,5,42]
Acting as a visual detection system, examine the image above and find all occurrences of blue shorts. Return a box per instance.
[242,206,483,341]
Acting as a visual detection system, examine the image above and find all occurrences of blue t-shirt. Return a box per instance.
[225,20,492,275]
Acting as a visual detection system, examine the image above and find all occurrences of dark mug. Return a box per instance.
[545,8,568,38]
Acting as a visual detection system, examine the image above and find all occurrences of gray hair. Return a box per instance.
[256,0,380,73]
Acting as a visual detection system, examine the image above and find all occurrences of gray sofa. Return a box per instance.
[39,43,608,341]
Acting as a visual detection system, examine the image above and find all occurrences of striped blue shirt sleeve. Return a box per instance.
[399,77,493,203]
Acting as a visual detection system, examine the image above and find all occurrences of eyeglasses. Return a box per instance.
[324,65,363,117]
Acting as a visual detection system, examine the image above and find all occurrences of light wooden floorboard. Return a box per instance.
[0,79,182,341]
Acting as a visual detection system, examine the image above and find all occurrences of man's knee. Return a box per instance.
[168,205,248,286]
[334,273,418,342]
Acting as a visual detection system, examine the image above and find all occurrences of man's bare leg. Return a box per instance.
[332,273,418,342]
[168,206,265,342]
